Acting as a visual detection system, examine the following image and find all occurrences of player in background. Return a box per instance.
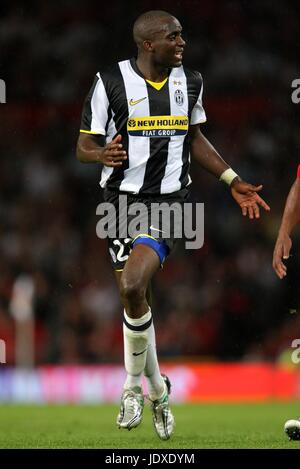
[77,10,270,440]
[273,165,300,279]
[273,164,300,441]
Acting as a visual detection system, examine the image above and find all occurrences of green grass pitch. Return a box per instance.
[0,402,299,448]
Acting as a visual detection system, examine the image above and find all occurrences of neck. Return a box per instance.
[136,56,169,82]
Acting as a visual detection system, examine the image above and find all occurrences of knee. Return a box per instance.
[120,276,146,306]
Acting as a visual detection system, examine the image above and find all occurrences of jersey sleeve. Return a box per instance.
[190,74,207,125]
[297,164,300,179]
[80,72,109,135]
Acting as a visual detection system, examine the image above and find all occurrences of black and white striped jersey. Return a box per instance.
[80,58,206,195]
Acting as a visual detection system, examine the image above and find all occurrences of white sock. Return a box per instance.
[123,309,152,390]
[144,317,165,401]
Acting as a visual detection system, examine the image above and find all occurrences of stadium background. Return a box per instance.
[0,0,300,403]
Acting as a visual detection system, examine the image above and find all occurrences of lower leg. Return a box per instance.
[144,320,165,400]
[119,245,160,390]
[115,263,165,397]
[122,308,152,389]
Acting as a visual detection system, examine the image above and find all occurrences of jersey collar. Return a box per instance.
[129,57,171,82]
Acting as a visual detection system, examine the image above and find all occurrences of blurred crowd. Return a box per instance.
[0,0,300,365]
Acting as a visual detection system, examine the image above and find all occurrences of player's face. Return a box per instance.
[151,18,186,68]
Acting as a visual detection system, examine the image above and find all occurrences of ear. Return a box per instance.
[143,40,154,52]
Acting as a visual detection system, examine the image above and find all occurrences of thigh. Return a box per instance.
[122,243,160,289]
[114,245,157,305]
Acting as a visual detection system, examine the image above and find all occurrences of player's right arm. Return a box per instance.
[76,133,127,167]
[77,72,127,167]
[273,175,300,279]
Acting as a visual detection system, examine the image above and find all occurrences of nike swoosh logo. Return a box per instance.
[150,225,165,234]
[132,348,147,356]
[129,97,147,106]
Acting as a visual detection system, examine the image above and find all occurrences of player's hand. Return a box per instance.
[99,134,127,167]
[272,233,292,279]
[230,180,270,219]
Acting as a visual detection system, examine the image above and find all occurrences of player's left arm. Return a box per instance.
[189,124,270,219]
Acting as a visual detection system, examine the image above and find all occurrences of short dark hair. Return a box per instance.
[133,10,175,47]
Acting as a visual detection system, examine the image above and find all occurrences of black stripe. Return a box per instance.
[179,68,203,188]
[101,64,129,190]
[140,81,171,193]
[105,105,112,134]
[123,315,153,332]
[80,75,99,131]
[179,135,190,188]
[184,68,203,120]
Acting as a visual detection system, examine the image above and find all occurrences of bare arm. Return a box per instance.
[189,125,270,218]
[273,178,300,279]
[76,133,127,167]
[189,124,230,178]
